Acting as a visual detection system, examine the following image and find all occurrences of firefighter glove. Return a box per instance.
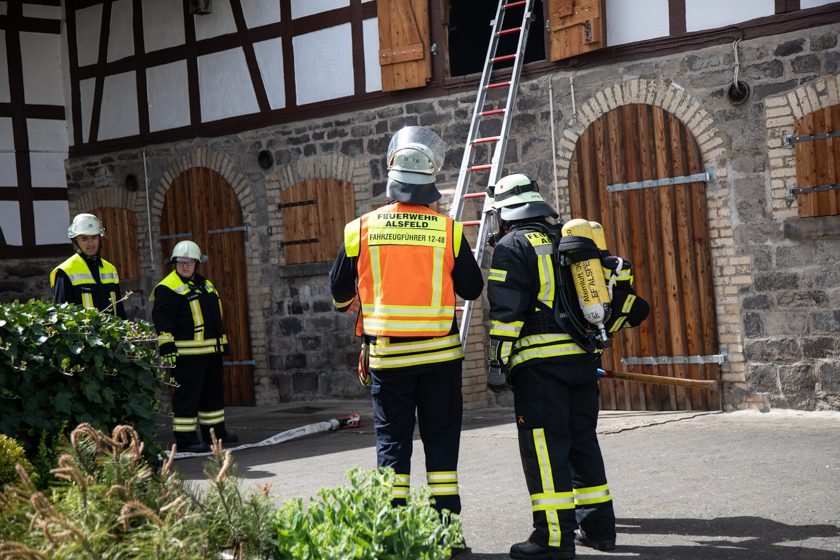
[160,342,178,366]
[487,363,511,393]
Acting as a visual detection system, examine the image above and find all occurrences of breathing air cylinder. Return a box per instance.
[589,221,608,251]
[561,218,611,341]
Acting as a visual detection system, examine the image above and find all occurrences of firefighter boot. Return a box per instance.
[574,529,616,551]
[174,431,210,454]
[510,540,575,560]
[201,423,239,445]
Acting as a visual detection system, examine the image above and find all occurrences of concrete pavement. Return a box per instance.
[161,402,840,559]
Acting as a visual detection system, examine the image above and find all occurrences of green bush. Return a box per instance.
[0,423,278,559]
[0,299,164,461]
[273,467,463,560]
[0,433,36,489]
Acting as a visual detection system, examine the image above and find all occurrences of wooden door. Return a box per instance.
[793,104,840,217]
[569,104,719,411]
[377,0,432,91]
[92,207,140,281]
[280,178,356,264]
[159,167,254,405]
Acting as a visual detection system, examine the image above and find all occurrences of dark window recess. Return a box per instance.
[448,0,545,77]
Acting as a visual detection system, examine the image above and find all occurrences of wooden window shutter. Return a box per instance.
[91,207,140,280]
[377,0,432,92]
[547,0,605,61]
[280,178,356,264]
[793,104,840,218]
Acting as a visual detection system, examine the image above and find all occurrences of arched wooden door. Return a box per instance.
[569,104,719,411]
[159,167,254,406]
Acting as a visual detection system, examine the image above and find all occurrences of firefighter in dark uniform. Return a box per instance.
[50,213,126,319]
[329,126,483,532]
[151,240,238,453]
[485,173,648,560]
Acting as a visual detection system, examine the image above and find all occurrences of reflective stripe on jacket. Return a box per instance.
[345,202,462,338]
[50,253,120,315]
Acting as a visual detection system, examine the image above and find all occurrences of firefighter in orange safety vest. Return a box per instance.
[329,126,483,543]
[50,213,126,319]
[151,240,238,454]
[485,173,649,560]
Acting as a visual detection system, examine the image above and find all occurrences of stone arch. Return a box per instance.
[764,74,840,219]
[73,186,142,215]
[552,78,749,405]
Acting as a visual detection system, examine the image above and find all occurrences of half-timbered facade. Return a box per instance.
[2,0,839,411]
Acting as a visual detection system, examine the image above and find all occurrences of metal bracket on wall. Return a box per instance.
[787,182,840,201]
[782,130,840,147]
[208,225,251,235]
[159,231,192,240]
[223,360,256,367]
[621,351,728,366]
[606,168,713,193]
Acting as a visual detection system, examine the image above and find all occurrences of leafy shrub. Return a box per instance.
[0,300,164,461]
[273,467,463,560]
[0,434,36,489]
[0,423,278,559]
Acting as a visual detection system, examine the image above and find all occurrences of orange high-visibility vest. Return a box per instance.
[345,202,463,337]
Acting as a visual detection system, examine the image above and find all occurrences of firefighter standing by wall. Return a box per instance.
[50,212,126,319]
[485,173,648,560]
[329,126,483,533]
[151,240,238,453]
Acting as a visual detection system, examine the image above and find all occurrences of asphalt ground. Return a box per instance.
[159,402,840,559]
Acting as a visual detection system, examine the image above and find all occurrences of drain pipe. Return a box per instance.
[548,74,560,214]
[142,149,155,274]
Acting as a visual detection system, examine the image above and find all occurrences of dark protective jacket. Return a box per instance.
[330,202,483,369]
[487,219,647,369]
[50,253,126,319]
[151,270,227,356]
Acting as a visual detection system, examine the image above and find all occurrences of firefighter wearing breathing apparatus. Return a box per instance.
[151,240,238,454]
[485,173,648,560]
[50,213,126,319]
[329,126,483,529]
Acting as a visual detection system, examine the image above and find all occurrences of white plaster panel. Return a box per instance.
[362,17,381,93]
[20,32,64,105]
[80,78,95,143]
[143,0,185,52]
[242,0,281,28]
[0,31,8,103]
[0,119,15,185]
[23,4,62,19]
[291,0,348,19]
[198,48,258,122]
[147,60,191,132]
[686,0,774,32]
[0,117,12,149]
[108,0,134,62]
[801,0,838,7]
[34,200,71,245]
[0,202,22,245]
[606,0,669,46]
[253,38,285,109]
[0,2,6,16]
[28,119,68,188]
[194,0,236,41]
[75,4,102,67]
[98,71,139,140]
[294,24,354,105]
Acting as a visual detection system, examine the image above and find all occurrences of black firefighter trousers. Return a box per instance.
[512,358,616,553]
[370,359,463,515]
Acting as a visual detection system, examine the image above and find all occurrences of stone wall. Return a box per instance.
[60,22,840,411]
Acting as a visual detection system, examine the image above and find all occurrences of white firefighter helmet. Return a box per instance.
[385,126,446,204]
[167,240,206,264]
[489,173,557,221]
[67,213,105,239]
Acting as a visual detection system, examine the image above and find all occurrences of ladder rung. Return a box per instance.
[486,81,511,89]
[455,305,464,312]
[470,164,493,171]
[497,27,521,36]
[492,54,516,63]
[504,0,527,8]
[462,220,481,226]
[473,136,500,144]
[480,108,506,117]
[463,192,487,199]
